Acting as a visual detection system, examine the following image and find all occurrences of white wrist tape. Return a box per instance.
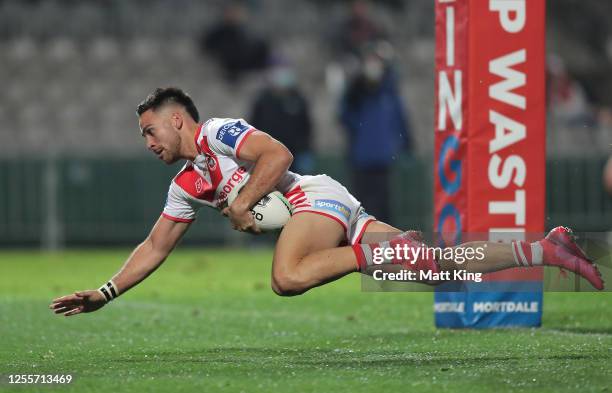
[97,280,119,302]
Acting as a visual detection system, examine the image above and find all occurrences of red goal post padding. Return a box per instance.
[433,0,546,328]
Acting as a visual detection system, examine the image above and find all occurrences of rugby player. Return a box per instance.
[50,87,604,316]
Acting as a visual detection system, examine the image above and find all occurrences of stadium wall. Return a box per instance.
[0,155,611,247]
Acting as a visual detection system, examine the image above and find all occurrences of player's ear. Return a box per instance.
[171,112,183,130]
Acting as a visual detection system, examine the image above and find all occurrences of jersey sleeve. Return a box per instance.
[205,118,256,159]
[162,181,199,223]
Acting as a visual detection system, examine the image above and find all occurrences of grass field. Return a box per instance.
[1,248,610,392]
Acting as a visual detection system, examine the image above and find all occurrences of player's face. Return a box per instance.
[139,109,182,164]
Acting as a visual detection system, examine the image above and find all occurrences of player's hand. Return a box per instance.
[222,205,261,234]
[49,290,107,317]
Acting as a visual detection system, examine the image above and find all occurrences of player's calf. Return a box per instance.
[353,231,441,277]
[439,227,604,290]
[353,227,604,290]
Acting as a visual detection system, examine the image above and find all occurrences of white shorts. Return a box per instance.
[283,174,376,245]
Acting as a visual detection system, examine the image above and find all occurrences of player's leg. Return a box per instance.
[358,221,511,272]
[271,212,359,296]
[361,222,515,272]
[356,220,455,282]
[437,228,603,290]
[438,241,515,273]
[357,221,410,276]
[357,223,604,289]
[271,216,425,295]
[356,221,516,283]
[272,174,417,296]
[359,220,400,243]
[277,175,603,291]
[451,228,602,289]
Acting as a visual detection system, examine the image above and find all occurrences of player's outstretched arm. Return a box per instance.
[49,215,190,317]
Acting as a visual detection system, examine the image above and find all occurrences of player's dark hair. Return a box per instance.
[136,87,200,122]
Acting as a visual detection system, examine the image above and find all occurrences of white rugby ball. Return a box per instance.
[227,176,292,232]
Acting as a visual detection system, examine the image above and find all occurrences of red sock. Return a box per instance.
[352,244,367,271]
[511,240,543,267]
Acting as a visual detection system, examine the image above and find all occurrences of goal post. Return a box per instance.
[433,0,546,328]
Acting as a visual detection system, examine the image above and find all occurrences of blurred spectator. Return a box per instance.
[335,0,386,57]
[603,155,612,197]
[548,1,612,109]
[250,63,314,174]
[339,43,412,223]
[200,2,271,82]
[547,55,596,128]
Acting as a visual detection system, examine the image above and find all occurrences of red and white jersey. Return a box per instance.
[162,118,301,223]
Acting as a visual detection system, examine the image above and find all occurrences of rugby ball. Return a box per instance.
[227,175,292,232]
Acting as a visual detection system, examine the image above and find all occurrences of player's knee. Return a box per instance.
[271,270,306,297]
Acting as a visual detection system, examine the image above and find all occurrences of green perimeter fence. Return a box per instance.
[1,155,611,247]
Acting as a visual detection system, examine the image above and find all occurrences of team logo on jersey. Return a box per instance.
[205,154,217,170]
[195,177,204,193]
[314,199,351,220]
[216,121,249,148]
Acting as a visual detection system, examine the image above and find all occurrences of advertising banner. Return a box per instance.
[433,0,546,328]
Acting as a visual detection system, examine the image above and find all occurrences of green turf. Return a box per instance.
[0,249,610,392]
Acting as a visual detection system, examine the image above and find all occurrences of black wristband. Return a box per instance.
[97,280,119,302]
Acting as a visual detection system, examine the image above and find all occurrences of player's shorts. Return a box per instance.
[283,174,376,245]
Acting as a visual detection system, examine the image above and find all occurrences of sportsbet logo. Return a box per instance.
[314,199,351,219]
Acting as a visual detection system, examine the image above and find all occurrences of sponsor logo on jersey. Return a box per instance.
[314,199,351,220]
[216,166,248,206]
[216,121,249,148]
